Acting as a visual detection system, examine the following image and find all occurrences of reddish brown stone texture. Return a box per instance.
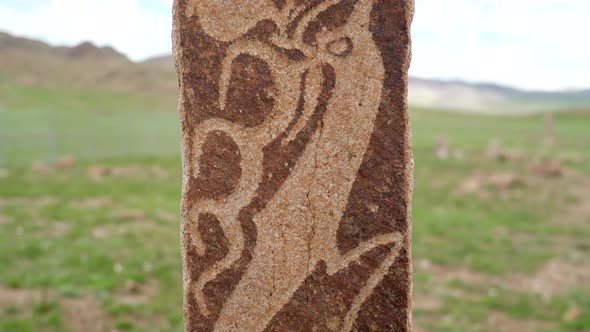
[192,131,242,200]
[174,0,414,331]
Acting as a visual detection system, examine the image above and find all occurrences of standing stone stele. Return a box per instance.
[173,1,414,331]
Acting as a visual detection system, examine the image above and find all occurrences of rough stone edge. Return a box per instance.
[171,0,192,326]
[403,1,415,330]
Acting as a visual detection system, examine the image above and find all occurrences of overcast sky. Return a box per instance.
[0,0,588,91]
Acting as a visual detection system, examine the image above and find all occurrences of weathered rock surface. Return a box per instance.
[173,1,414,331]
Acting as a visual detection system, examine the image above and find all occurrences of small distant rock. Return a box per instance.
[54,155,76,169]
[124,280,142,295]
[457,177,482,194]
[563,305,581,322]
[486,139,502,159]
[113,263,124,274]
[457,172,524,197]
[529,159,563,178]
[143,262,154,272]
[434,136,449,160]
[486,138,526,163]
[87,165,110,179]
[30,160,52,173]
[487,173,524,190]
[117,279,159,306]
[418,259,432,271]
[502,150,526,162]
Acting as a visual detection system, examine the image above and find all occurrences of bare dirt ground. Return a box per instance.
[414,169,590,332]
[0,287,111,332]
[0,278,165,332]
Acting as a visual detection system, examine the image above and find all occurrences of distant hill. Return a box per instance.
[0,31,177,94]
[142,54,175,69]
[409,77,590,113]
[0,31,128,62]
[1,31,589,113]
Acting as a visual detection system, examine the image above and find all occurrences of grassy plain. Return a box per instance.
[1,85,589,331]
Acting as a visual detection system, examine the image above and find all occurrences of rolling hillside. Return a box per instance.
[408,77,590,113]
[0,31,177,96]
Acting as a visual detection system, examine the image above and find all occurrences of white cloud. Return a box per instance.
[412,0,590,90]
[0,0,173,61]
[0,0,588,90]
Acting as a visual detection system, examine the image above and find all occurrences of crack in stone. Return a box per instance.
[305,118,324,277]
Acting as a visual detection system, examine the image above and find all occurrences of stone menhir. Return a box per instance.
[173,1,414,331]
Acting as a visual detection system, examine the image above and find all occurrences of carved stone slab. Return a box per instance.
[173,1,414,331]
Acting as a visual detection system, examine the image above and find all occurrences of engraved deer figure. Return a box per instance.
[185,1,402,330]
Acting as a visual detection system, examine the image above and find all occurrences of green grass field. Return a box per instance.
[1,85,590,331]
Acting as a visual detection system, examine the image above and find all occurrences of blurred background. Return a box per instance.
[0,0,589,331]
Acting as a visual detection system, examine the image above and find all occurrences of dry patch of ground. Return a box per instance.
[91,219,163,240]
[530,259,590,299]
[411,321,427,332]
[417,257,590,300]
[455,153,576,201]
[69,196,112,209]
[88,207,151,238]
[413,293,442,311]
[417,169,590,331]
[48,221,71,237]
[0,214,12,225]
[0,196,59,207]
[60,297,111,332]
[114,208,149,220]
[30,155,77,174]
[556,175,590,226]
[86,164,168,180]
[156,209,178,222]
[116,279,159,306]
[0,286,111,332]
[486,311,551,332]
[413,257,589,332]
